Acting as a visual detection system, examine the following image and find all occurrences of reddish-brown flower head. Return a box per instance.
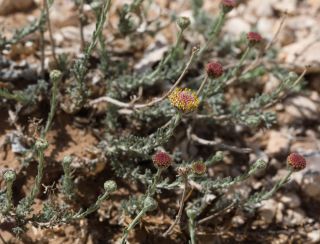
[152,151,172,169]
[247,32,263,45]
[221,0,236,13]
[192,161,207,175]
[206,61,224,78]
[287,153,306,171]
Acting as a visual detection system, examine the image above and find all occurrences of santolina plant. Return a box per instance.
[0,0,309,243]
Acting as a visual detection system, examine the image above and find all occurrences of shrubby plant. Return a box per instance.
[0,0,308,243]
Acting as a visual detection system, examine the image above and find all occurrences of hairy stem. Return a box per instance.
[199,11,225,56]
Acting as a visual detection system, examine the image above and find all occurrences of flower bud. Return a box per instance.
[191,161,207,175]
[177,16,191,30]
[214,151,224,161]
[152,151,172,169]
[62,155,72,168]
[144,196,158,212]
[3,170,16,182]
[35,138,49,150]
[104,180,117,193]
[50,70,62,82]
[287,153,306,171]
[186,208,197,219]
[247,32,263,46]
[221,0,237,14]
[206,61,223,78]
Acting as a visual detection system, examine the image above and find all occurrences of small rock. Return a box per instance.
[284,96,319,122]
[284,208,306,226]
[308,230,320,243]
[259,199,277,225]
[248,0,273,17]
[224,18,251,39]
[266,130,290,155]
[279,37,320,73]
[280,192,301,208]
[271,0,298,14]
[0,0,35,15]
[257,18,275,40]
[302,172,320,200]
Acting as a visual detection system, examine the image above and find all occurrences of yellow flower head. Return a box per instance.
[168,88,200,113]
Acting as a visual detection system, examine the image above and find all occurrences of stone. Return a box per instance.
[266,130,290,155]
[224,17,251,39]
[280,192,301,208]
[302,172,320,200]
[0,0,35,15]
[308,230,320,243]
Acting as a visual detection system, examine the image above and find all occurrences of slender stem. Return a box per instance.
[43,71,60,135]
[44,0,58,64]
[196,74,209,96]
[30,149,45,202]
[261,170,293,201]
[188,215,196,244]
[121,168,163,243]
[73,190,110,219]
[78,0,85,51]
[163,176,188,237]
[3,180,14,214]
[231,46,251,77]
[147,168,162,196]
[121,209,146,244]
[199,11,225,56]
[40,28,45,79]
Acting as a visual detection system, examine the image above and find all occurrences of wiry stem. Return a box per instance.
[78,0,85,50]
[90,47,199,108]
[198,11,225,57]
[121,168,163,243]
[44,0,58,64]
[163,176,188,237]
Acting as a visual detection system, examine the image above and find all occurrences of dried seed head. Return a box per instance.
[168,88,200,113]
[152,151,172,169]
[206,61,224,78]
[221,0,237,13]
[177,16,191,30]
[247,32,263,45]
[192,161,207,175]
[177,166,190,176]
[287,153,306,171]
[104,180,117,192]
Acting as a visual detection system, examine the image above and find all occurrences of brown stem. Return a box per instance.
[90,47,199,108]
[78,0,85,50]
[44,0,58,65]
[163,176,188,237]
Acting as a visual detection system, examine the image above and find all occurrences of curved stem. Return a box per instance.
[199,11,225,57]
[163,176,188,237]
[121,209,146,244]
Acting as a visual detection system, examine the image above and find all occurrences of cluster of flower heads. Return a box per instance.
[168,88,200,113]
[287,153,306,171]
